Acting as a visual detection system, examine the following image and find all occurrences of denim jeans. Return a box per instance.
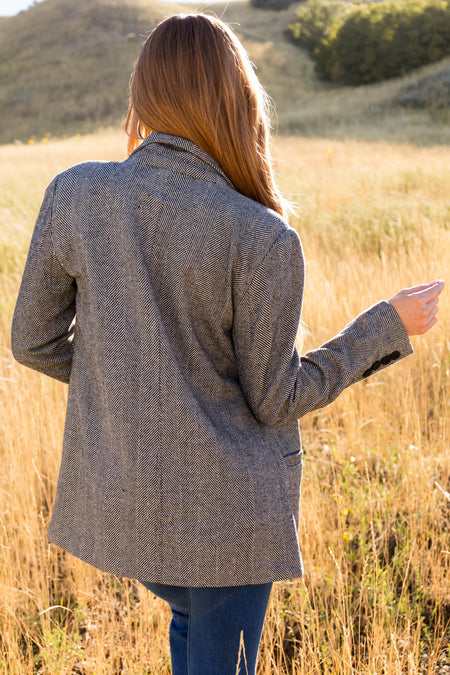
[138,580,273,675]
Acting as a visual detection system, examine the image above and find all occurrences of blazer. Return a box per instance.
[11,132,413,586]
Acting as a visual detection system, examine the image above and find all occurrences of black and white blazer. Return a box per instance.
[11,133,413,586]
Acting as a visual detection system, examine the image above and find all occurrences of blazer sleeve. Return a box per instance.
[232,228,413,426]
[11,178,76,384]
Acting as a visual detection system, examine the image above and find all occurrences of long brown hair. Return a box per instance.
[125,13,288,219]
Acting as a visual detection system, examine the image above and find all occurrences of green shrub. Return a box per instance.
[285,0,349,52]
[251,0,293,10]
[315,0,450,85]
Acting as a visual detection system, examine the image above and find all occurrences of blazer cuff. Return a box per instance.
[360,300,413,379]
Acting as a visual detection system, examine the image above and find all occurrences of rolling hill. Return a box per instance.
[0,0,176,144]
[0,0,449,145]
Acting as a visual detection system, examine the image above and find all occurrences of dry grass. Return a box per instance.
[0,130,449,673]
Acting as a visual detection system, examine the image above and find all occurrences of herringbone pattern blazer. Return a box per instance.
[11,133,413,586]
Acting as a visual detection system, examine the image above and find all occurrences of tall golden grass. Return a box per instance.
[0,131,449,673]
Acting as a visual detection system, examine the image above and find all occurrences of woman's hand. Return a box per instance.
[389,280,445,336]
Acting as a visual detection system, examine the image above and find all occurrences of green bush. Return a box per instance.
[314,0,450,85]
[285,0,349,52]
[251,0,293,10]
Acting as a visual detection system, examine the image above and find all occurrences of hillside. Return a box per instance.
[0,0,449,144]
[0,0,178,144]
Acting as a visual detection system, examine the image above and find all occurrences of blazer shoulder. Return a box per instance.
[213,186,294,246]
[54,160,119,190]
[231,190,299,254]
[220,190,302,304]
[50,160,122,218]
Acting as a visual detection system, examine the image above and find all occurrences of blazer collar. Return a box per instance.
[130,132,235,190]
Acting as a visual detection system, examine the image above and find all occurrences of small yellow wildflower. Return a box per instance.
[42,137,48,144]
[28,138,35,145]
[343,531,353,542]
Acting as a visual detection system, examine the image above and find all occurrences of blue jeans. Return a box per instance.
[138,581,273,675]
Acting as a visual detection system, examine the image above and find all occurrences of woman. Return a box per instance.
[11,13,443,675]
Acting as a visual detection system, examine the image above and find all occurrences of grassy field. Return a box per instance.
[0,129,449,673]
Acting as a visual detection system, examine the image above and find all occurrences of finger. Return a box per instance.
[414,314,438,335]
[422,315,438,334]
[405,279,443,292]
[425,296,439,311]
[397,283,433,295]
[415,280,445,301]
[396,281,442,297]
[426,304,439,320]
